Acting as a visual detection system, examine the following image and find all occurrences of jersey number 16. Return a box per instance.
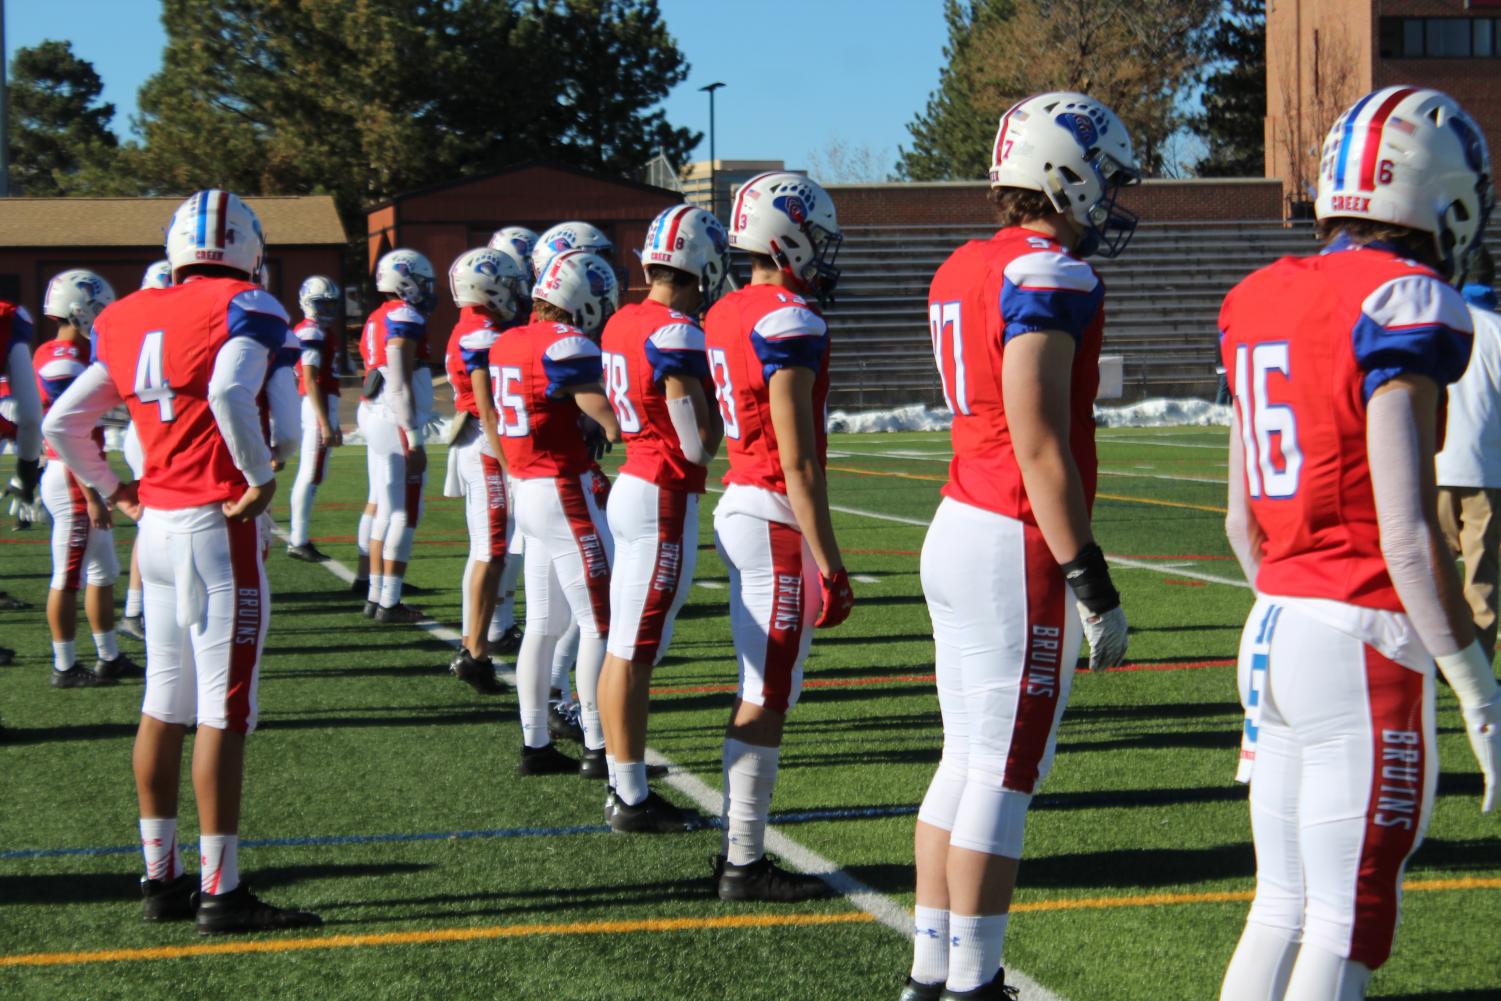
[1234,342,1303,498]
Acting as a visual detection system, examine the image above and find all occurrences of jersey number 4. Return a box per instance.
[1234,342,1302,498]
[134,330,177,422]
[602,352,642,434]
[707,347,741,440]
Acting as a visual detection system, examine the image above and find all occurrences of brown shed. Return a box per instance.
[0,195,348,325]
[365,161,685,352]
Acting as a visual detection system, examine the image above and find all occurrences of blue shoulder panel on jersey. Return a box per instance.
[645,339,710,382]
[39,374,76,404]
[543,353,604,398]
[7,306,34,348]
[1352,316,1472,403]
[227,298,291,354]
[999,279,1103,343]
[458,327,499,373]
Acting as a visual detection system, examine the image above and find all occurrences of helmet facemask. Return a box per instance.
[771,222,843,307]
[1062,151,1139,259]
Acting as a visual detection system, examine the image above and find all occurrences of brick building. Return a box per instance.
[1266,0,1501,210]
[0,195,347,326]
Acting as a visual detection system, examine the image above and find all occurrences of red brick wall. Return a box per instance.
[826,179,1285,227]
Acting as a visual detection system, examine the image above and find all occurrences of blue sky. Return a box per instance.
[8,0,950,178]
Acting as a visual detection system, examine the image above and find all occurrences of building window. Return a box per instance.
[1379,16,1501,57]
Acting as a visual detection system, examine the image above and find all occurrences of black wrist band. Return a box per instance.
[1060,542,1120,616]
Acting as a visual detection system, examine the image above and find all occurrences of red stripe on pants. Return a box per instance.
[224,517,264,735]
[557,475,611,632]
[1350,647,1427,969]
[62,471,89,592]
[1001,524,1069,793]
[397,427,423,529]
[760,522,806,713]
[631,487,689,665]
[481,454,508,561]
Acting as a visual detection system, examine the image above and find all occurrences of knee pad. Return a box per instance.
[390,522,416,564]
[357,512,373,556]
[916,754,969,831]
[370,505,391,544]
[948,775,1032,859]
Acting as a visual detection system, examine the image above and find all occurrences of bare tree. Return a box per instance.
[1273,28,1361,211]
[804,135,895,183]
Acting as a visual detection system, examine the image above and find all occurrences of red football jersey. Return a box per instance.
[93,277,290,508]
[703,284,829,496]
[1221,238,1473,610]
[34,337,94,459]
[359,299,428,379]
[445,307,502,419]
[489,318,604,478]
[293,318,341,396]
[601,299,713,493]
[927,228,1105,525]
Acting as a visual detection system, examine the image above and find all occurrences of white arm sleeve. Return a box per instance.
[6,342,43,462]
[207,337,275,488]
[666,393,712,466]
[265,365,301,459]
[1368,386,1462,657]
[1224,411,1261,585]
[385,346,422,445]
[41,362,122,496]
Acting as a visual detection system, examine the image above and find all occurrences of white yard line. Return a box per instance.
[269,520,1069,1001]
[1096,435,1226,450]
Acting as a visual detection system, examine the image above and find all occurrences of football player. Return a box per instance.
[361,249,436,623]
[489,226,539,285]
[442,247,527,691]
[704,171,854,901]
[285,276,344,562]
[119,261,175,641]
[597,204,727,832]
[905,92,1138,1001]
[531,221,613,282]
[490,249,620,776]
[43,189,320,933]
[36,270,136,687]
[0,292,42,661]
[1218,87,1499,1001]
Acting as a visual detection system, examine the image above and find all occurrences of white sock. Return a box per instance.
[1284,944,1370,1001]
[198,833,240,896]
[125,589,143,618]
[616,760,649,807]
[575,633,605,751]
[517,631,557,749]
[460,558,476,640]
[367,574,384,603]
[357,513,373,557]
[1220,921,1300,1001]
[910,905,950,987]
[290,477,315,546]
[722,738,780,866]
[139,817,182,882]
[381,574,404,608]
[53,640,75,672]
[93,630,119,661]
[946,913,1008,993]
[490,553,521,639]
[605,753,618,791]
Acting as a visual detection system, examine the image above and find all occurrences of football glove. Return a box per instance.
[814,567,855,629]
[14,457,40,502]
[578,416,612,462]
[1079,603,1129,670]
[1461,695,1500,814]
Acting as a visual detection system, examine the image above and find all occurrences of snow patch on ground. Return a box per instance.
[827,398,1231,434]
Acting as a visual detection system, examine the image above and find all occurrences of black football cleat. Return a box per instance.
[95,653,142,679]
[608,790,699,834]
[195,883,322,935]
[0,645,14,666]
[899,978,945,1001]
[141,873,197,922]
[51,664,117,688]
[548,699,584,743]
[350,577,370,596]
[939,974,1020,1000]
[118,614,147,641]
[374,602,425,624]
[362,599,378,619]
[0,590,31,610]
[489,624,523,655]
[715,853,834,903]
[517,742,577,776]
[451,650,506,694]
[579,747,608,779]
[285,542,329,563]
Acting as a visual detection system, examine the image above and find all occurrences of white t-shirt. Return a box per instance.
[1437,305,1501,489]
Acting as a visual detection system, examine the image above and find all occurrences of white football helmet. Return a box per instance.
[532,249,620,336]
[164,189,266,280]
[1317,86,1494,280]
[729,172,842,304]
[640,205,731,307]
[489,226,539,278]
[375,248,437,313]
[450,247,528,321]
[140,260,173,290]
[531,221,613,280]
[298,275,342,323]
[43,269,116,329]
[988,91,1141,259]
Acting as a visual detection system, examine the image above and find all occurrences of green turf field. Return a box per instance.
[1,427,1497,1000]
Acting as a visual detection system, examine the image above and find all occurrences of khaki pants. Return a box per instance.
[1437,486,1501,660]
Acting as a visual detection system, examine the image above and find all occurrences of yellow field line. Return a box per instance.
[827,464,1227,514]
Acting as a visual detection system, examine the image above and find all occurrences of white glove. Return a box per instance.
[1460,696,1500,813]
[1079,603,1128,670]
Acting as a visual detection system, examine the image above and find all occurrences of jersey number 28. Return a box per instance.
[601,352,642,434]
[1234,342,1302,498]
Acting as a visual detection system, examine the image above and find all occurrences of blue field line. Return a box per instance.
[0,805,919,862]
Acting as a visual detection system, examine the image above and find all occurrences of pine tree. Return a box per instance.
[7,41,119,196]
[1191,0,1266,177]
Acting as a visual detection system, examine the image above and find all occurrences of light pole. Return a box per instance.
[699,81,725,220]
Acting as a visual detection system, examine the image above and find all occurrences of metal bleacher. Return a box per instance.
[825,220,1322,410]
